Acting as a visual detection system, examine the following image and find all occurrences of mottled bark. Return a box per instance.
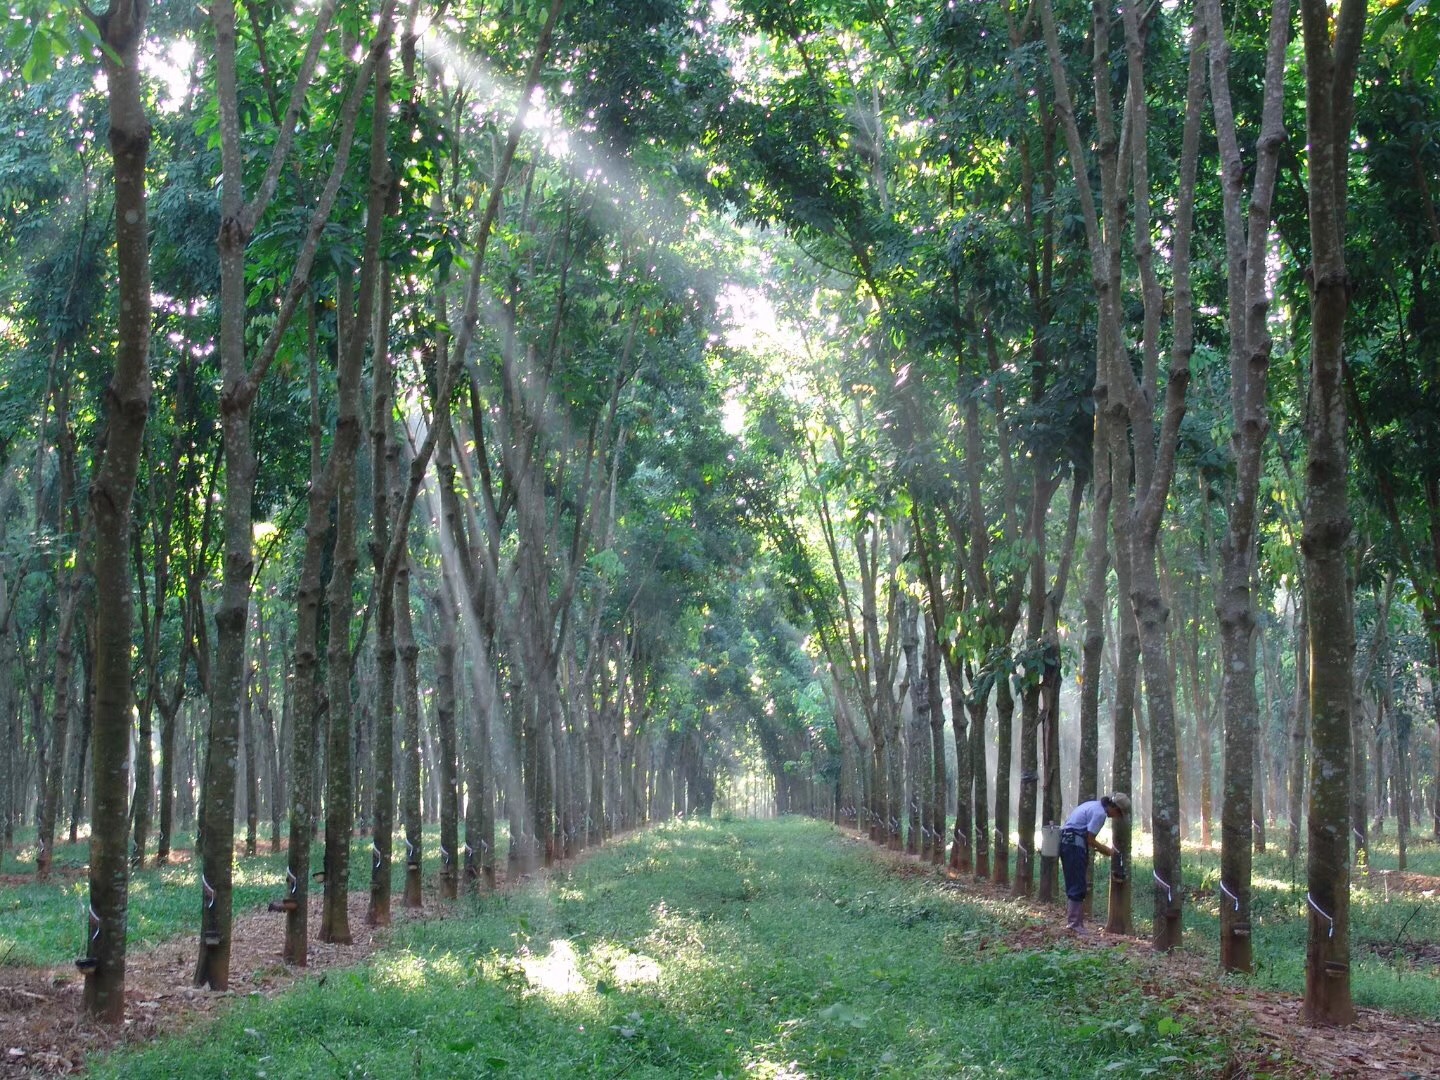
[363,51,397,926]
[1299,0,1364,1026]
[1078,405,1111,808]
[201,0,366,989]
[993,674,1014,887]
[320,269,363,946]
[1289,601,1310,859]
[433,579,460,899]
[1202,0,1289,974]
[398,555,423,907]
[925,629,947,866]
[80,0,152,1015]
[283,308,329,964]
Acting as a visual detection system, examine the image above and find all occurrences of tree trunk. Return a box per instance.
[363,59,397,926]
[69,649,93,845]
[37,585,80,882]
[433,581,460,900]
[1204,0,1288,971]
[992,674,1014,887]
[1039,477,1081,904]
[283,305,330,964]
[1105,525,1140,936]
[204,0,383,984]
[925,630,947,867]
[321,269,364,946]
[1299,0,1364,1025]
[242,673,259,858]
[1078,406,1111,809]
[967,690,989,879]
[1289,600,1310,860]
[398,552,423,907]
[81,0,152,1015]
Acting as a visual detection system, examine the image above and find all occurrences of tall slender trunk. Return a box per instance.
[200,0,368,988]
[967,689,989,879]
[925,630,947,866]
[321,271,364,946]
[433,578,460,898]
[992,674,1014,886]
[242,670,259,858]
[1106,531,1140,935]
[1203,0,1289,974]
[70,639,94,843]
[1039,477,1081,903]
[398,555,423,906]
[283,305,329,964]
[81,0,152,1015]
[1299,0,1364,1024]
[1078,406,1111,808]
[362,51,397,924]
[1289,602,1310,859]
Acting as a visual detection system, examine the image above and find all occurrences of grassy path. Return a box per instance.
[90,818,1235,1079]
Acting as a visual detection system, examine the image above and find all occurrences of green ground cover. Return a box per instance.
[92,818,1231,1079]
[1079,823,1440,1019]
[0,829,461,968]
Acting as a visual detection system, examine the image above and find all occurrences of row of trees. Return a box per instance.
[1,0,837,1022]
[2,0,1438,1032]
[704,0,1438,1029]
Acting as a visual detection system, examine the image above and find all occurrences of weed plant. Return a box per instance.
[94,818,1231,1079]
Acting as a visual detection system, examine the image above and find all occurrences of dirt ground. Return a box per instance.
[3,841,1439,1078]
[0,867,466,1078]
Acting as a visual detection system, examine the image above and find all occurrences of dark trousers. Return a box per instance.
[1060,833,1088,901]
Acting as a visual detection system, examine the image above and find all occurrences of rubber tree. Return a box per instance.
[1298,0,1365,1026]
[1202,0,1290,975]
[1040,0,1205,952]
[76,0,154,1021]
[198,0,383,987]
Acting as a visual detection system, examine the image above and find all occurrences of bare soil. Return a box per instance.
[0,871,466,1078]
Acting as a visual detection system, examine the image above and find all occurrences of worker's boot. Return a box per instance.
[1067,899,1087,935]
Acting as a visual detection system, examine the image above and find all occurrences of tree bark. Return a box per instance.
[81,0,153,1016]
[320,268,365,947]
[1298,0,1365,1026]
[200,0,368,989]
[1202,0,1290,973]
[398,559,423,908]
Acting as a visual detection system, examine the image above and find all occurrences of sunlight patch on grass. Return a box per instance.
[613,951,661,985]
[642,899,709,955]
[742,1056,809,1079]
[519,938,587,996]
[372,950,431,991]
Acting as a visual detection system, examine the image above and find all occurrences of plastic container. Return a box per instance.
[1040,824,1062,858]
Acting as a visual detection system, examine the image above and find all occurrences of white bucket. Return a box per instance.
[1040,824,1063,858]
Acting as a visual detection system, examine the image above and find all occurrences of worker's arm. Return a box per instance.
[1087,833,1114,858]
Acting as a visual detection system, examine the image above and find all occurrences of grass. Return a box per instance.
[1080,820,1440,1019]
[0,826,491,968]
[91,818,1231,1079]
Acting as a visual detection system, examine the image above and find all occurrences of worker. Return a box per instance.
[1059,792,1131,934]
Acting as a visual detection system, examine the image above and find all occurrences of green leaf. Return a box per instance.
[1156,1015,1184,1036]
[24,30,52,83]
